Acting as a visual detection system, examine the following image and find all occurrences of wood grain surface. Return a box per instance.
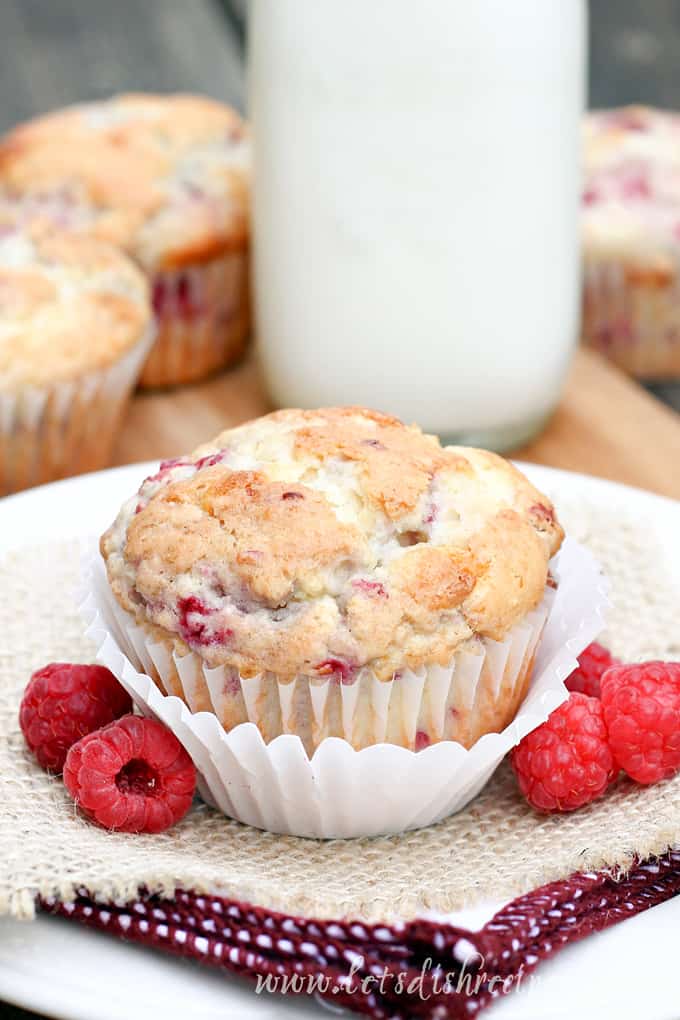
[112,346,680,501]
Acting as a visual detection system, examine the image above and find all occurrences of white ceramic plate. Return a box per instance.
[1,462,679,1020]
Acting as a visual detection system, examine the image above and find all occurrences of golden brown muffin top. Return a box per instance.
[101,407,563,681]
[0,93,248,271]
[0,217,150,390]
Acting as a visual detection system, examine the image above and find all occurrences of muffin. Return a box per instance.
[582,105,680,378]
[100,408,563,755]
[0,93,249,388]
[0,217,152,495]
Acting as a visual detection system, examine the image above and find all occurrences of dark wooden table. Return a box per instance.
[1,3,680,1018]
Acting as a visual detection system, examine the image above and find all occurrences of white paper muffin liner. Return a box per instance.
[0,324,155,497]
[90,589,552,758]
[80,537,608,838]
[582,257,680,379]
[140,251,249,388]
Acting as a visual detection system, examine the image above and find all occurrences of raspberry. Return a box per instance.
[63,715,196,833]
[601,662,680,785]
[177,595,233,647]
[314,658,356,683]
[565,642,618,699]
[151,277,168,317]
[19,663,132,773]
[511,693,615,812]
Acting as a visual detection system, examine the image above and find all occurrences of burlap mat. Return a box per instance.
[2,490,679,923]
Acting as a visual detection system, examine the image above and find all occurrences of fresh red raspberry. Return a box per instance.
[511,693,615,812]
[19,663,133,773]
[565,642,618,699]
[63,715,196,833]
[601,661,680,785]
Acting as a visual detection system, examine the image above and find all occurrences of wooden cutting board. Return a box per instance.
[113,347,680,501]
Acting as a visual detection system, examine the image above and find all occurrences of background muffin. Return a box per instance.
[0,216,152,494]
[101,408,563,754]
[582,105,680,379]
[0,93,249,388]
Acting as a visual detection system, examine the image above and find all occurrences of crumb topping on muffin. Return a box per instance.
[0,93,249,271]
[583,105,680,263]
[0,221,150,389]
[101,408,563,681]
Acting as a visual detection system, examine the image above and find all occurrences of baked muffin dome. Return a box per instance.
[0,93,248,272]
[583,105,679,256]
[0,93,251,389]
[101,408,563,683]
[582,105,680,378]
[0,220,150,390]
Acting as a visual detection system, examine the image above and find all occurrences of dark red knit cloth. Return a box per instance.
[41,849,680,1019]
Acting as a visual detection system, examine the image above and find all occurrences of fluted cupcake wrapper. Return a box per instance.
[0,323,155,497]
[582,257,680,379]
[80,537,609,839]
[124,599,551,756]
[140,251,250,388]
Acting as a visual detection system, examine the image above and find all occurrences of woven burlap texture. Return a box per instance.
[2,489,680,923]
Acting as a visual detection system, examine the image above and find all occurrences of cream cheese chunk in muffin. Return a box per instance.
[101,408,563,683]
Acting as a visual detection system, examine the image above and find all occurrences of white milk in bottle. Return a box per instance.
[249,0,586,448]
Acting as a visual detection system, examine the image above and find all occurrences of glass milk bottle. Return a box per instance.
[249,1,586,449]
